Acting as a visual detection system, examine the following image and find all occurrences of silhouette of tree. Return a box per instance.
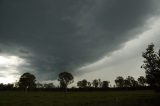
[137,76,146,86]
[87,82,91,88]
[0,83,4,89]
[0,83,14,90]
[132,80,139,87]
[124,79,130,87]
[124,76,138,87]
[81,79,87,88]
[115,76,125,87]
[77,81,82,88]
[141,43,160,88]
[98,79,102,87]
[77,79,88,88]
[102,81,110,88]
[92,79,99,88]
[6,84,14,89]
[18,72,36,90]
[58,72,74,89]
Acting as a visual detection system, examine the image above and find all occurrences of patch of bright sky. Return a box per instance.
[0,55,25,84]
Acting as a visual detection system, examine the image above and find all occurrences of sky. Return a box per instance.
[0,0,160,85]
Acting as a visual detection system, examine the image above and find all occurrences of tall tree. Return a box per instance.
[87,82,91,88]
[58,72,74,89]
[115,76,125,87]
[125,76,138,87]
[77,81,82,88]
[92,79,99,88]
[77,79,88,88]
[124,79,130,87]
[81,79,87,88]
[18,72,36,90]
[98,79,102,87]
[141,44,160,87]
[137,76,146,86]
[102,81,110,88]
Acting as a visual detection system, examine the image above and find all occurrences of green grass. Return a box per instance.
[0,90,159,106]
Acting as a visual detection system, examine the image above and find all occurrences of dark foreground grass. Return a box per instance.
[0,90,159,106]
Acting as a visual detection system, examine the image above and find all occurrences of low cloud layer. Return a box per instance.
[0,0,160,81]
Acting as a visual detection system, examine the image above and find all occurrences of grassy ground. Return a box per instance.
[0,90,159,106]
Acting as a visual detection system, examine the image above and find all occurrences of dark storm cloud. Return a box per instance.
[0,0,159,80]
[19,50,29,54]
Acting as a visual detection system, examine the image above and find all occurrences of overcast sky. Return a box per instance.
[0,0,160,85]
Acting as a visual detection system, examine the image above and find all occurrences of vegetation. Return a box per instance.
[0,43,160,105]
[102,81,110,88]
[0,91,159,106]
[18,73,36,90]
[58,72,74,89]
[141,43,160,88]
[138,76,147,86]
[92,79,100,88]
[115,76,125,87]
[77,79,88,88]
[1,43,160,90]
[115,76,143,88]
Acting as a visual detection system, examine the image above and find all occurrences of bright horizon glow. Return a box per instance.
[0,56,24,66]
[0,55,24,84]
[0,76,17,84]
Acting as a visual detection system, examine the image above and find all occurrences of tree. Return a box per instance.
[18,72,36,90]
[77,79,88,88]
[98,79,102,87]
[115,76,125,87]
[102,81,110,88]
[58,72,74,89]
[92,79,99,88]
[87,82,91,88]
[124,79,130,87]
[141,44,160,87]
[124,76,138,87]
[77,81,82,88]
[81,79,87,88]
[0,83,14,90]
[137,76,146,86]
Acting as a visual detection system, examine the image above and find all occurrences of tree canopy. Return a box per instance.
[102,81,110,88]
[77,79,88,88]
[115,76,125,87]
[142,43,160,87]
[18,72,36,90]
[137,76,146,86]
[58,72,74,89]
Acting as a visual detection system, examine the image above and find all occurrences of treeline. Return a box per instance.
[76,76,147,88]
[0,43,160,91]
[0,75,148,91]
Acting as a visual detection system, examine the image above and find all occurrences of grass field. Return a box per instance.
[0,90,159,106]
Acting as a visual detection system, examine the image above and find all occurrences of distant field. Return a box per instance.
[0,90,159,106]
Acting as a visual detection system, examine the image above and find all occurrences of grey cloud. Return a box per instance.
[0,74,5,77]
[0,49,2,53]
[0,0,159,80]
[19,50,29,54]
